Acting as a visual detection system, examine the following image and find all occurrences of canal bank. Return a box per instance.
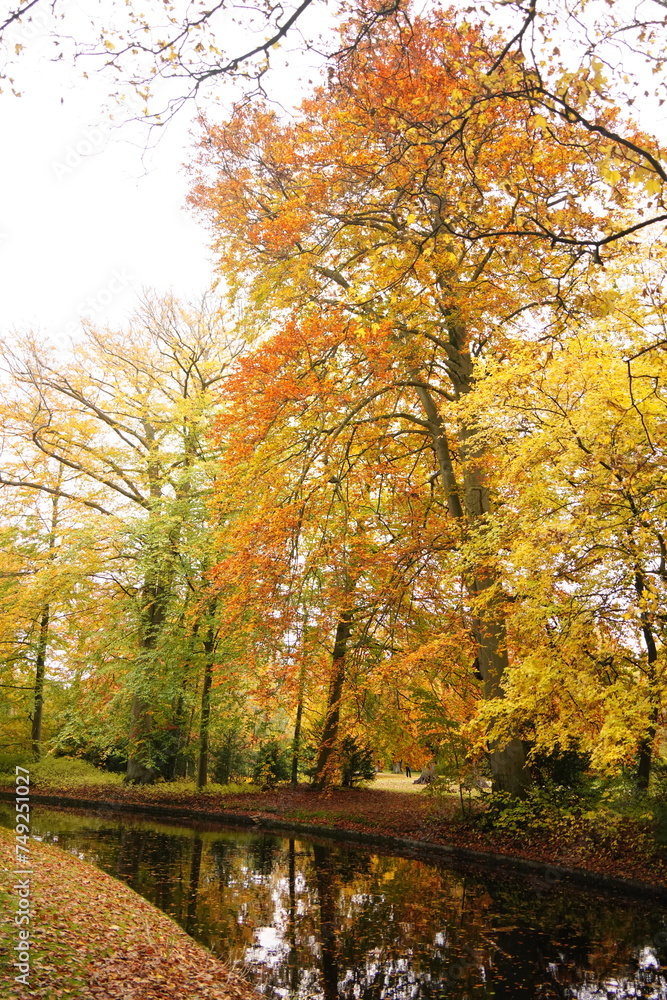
[2,784,667,899]
[0,825,261,1000]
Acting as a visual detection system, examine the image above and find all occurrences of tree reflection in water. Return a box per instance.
[8,806,667,1000]
[287,839,299,993]
[186,835,203,935]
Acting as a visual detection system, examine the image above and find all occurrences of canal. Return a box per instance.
[2,804,666,998]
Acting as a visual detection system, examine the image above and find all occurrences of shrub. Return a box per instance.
[0,751,31,770]
[340,736,376,787]
[212,725,253,784]
[30,756,123,787]
[252,738,290,788]
[530,746,591,790]
[54,735,129,774]
[649,757,667,799]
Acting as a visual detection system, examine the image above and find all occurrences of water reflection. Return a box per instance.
[1,805,666,999]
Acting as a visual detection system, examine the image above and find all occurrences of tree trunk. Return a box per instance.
[196,625,216,790]
[31,487,59,760]
[636,704,658,793]
[413,338,530,797]
[636,569,659,792]
[126,420,181,784]
[166,688,189,780]
[126,572,171,784]
[126,693,156,783]
[31,604,49,759]
[469,578,530,797]
[313,610,353,789]
[291,658,307,786]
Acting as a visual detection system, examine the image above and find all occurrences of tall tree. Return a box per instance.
[3,0,666,231]
[207,309,472,787]
[0,446,103,757]
[30,477,60,759]
[0,296,240,779]
[190,8,657,792]
[462,250,667,787]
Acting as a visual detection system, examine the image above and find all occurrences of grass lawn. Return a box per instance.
[362,771,427,794]
[0,758,427,796]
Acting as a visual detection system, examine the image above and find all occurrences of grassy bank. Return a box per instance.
[0,826,260,1000]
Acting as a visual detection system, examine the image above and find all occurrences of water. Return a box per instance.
[2,804,667,999]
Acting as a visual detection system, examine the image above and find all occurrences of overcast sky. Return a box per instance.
[0,0,662,347]
[0,55,211,342]
[0,5,327,345]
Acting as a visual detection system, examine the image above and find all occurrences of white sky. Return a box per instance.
[0,4,328,344]
[0,0,663,346]
[0,48,215,342]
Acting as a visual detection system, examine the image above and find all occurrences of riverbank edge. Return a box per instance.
[3,788,667,899]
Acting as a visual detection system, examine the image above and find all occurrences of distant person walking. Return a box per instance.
[405,764,412,778]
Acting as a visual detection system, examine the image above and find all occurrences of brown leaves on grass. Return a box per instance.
[88,945,255,1000]
[0,828,260,1000]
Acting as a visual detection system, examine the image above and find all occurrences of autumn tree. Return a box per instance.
[3,0,667,231]
[0,296,241,781]
[205,308,470,787]
[0,462,89,758]
[462,248,667,788]
[188,5,664,793]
